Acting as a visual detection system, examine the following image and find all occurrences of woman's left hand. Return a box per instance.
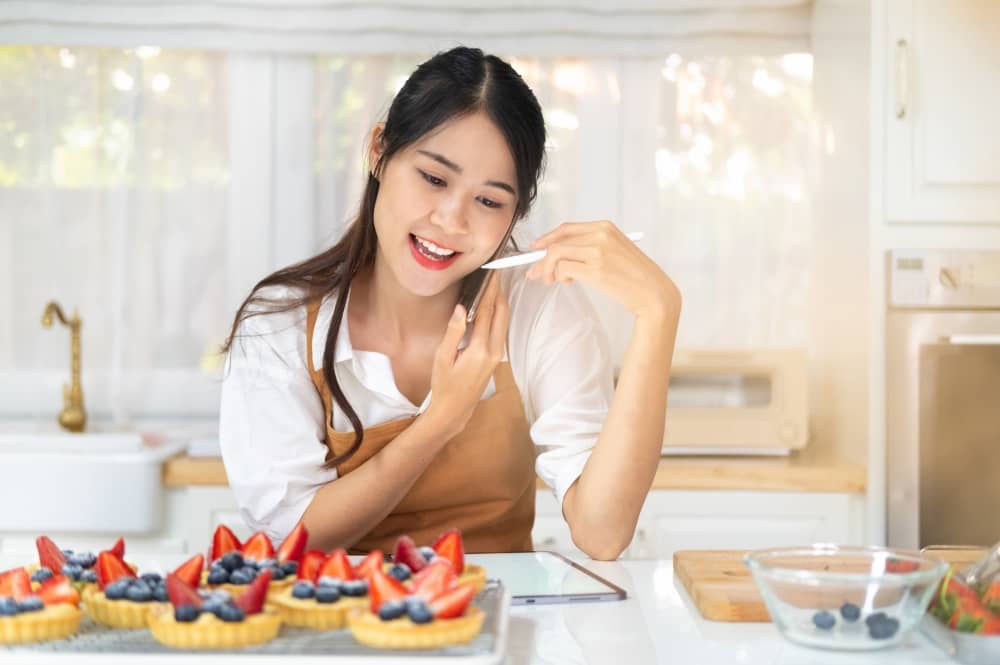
[526,221,679,320]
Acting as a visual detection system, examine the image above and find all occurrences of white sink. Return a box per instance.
[0,422,187,534]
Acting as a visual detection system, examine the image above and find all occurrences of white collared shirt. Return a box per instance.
[219,266,613,543]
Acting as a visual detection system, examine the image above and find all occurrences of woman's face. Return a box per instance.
[371,111,518,298]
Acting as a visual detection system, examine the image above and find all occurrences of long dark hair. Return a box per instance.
[222,47,546,467]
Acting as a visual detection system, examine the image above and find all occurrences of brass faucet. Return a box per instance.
[41,301,87,433]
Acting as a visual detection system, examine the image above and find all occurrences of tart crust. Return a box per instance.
[82,585,162,629]
[147,607,282,649]
[347,606,485,649]
[0,604,83,644]
[268,588,368,630]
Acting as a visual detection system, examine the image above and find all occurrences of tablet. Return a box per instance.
[465,551,627,605]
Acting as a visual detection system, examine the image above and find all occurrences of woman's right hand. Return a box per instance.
[424,273,510,438]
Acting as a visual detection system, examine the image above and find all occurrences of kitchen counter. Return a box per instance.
[1,558,951,664]
[163,449,866,494]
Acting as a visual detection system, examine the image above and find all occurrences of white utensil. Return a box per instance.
[481,231,645,270]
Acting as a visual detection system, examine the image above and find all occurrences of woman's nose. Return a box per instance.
[430,193,468,235]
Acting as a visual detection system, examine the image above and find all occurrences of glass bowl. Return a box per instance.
[745,545,949,650]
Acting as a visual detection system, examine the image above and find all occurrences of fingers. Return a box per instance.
[468,271,499,348]
[531,220,620,249]
[433,304,468,374]
[487,285,510,361]
[526,243,600,284]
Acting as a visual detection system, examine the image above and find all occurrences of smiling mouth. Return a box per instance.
[410,234,460,261]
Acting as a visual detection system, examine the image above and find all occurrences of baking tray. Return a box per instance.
[2,581,509,664]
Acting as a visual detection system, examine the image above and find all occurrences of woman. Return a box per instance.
[220,47,680,560]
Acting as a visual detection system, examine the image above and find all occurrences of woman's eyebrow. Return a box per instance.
[417,149,516,196]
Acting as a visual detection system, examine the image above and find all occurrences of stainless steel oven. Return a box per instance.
[887,249,1000,550]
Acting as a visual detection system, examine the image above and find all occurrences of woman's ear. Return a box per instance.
[368,123,386,179]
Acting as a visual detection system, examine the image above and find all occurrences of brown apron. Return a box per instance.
[305,299,536,554]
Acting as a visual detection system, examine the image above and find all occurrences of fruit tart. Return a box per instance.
[147,569,281,649]
[386,530,486,593]
[347,561,484,649]
[0,567,83,644]
[25,535,128,590]
[82,550,198,628]
[268,548,370,630]
[202,523,306,594]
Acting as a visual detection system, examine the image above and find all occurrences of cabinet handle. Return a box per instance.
[895,39,908,119]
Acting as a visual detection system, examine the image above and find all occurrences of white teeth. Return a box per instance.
[414,236,455,258]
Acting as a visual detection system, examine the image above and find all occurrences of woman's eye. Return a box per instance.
[419,170,445,187]
[478,197,503,209]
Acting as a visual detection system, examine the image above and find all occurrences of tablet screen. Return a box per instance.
[465,551,627,605]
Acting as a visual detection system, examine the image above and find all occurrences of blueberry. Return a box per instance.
[18,596,44,613]
[257,558,276,570]
[175,604,200,622]
[0,597,19,616]
[60,549,74,558]
[388,563,411,582]
[217,603,245,622]
[317,576,342,589]
[268,565,286,581]
[220,551,244,572]
[419,546,436,561]
[315,586,341,604]
[207,568,230,585]
[341,580,368,597]
[140,572,163,586]
[209,589,232,603]
[229,568,255,585]
[865,611,889,627]
[69,551,96,569]
[868,616,899,640]
[292,581,315,599]
[125,582,153,602]
[60,563,83,581]
[202,599,225,617]
[105,580,131,600]
[406,598,433,624]
[81,569,98,584]
[812,610,836,630]
[281,561,298,575]
[153,585,169,602]
[30,567,53,583]
[839,602,861,622]
[378,599,407,621]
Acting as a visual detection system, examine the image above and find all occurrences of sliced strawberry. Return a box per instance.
[209,524,242,562]
[298,549,327,581]
[108,536,126,559]
[885,557,919,574]
[317,549,356,582]
[981,581,1000,614]
[166,572,203,609]
[428,583,476,619]
[38,575,80,607]
[0,567,32,601]
[432,528,465,575]
[172,553,204,589]
[241,532,276,562]
[96,550,135,590]
[275,523,308,564]
[410,559,458,601]
[353,550,384,582]
[368,568,408,614]
[393,535,428,573]
[234,568,271,616]
[35,535,67,573]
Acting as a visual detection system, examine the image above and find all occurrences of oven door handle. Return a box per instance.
[946,334,1000,345]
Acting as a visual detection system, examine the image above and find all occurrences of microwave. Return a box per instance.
[658,348,810,455]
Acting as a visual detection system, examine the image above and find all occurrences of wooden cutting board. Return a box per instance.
[672,547,987,623]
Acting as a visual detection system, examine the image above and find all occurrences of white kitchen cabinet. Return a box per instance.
[883,0,1000,223]
[533,489,865,561]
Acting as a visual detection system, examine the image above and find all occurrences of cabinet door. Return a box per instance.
[638,490,865,559]
[885,0,1000,223]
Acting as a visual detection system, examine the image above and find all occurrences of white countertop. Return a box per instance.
[2,559,956,665]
